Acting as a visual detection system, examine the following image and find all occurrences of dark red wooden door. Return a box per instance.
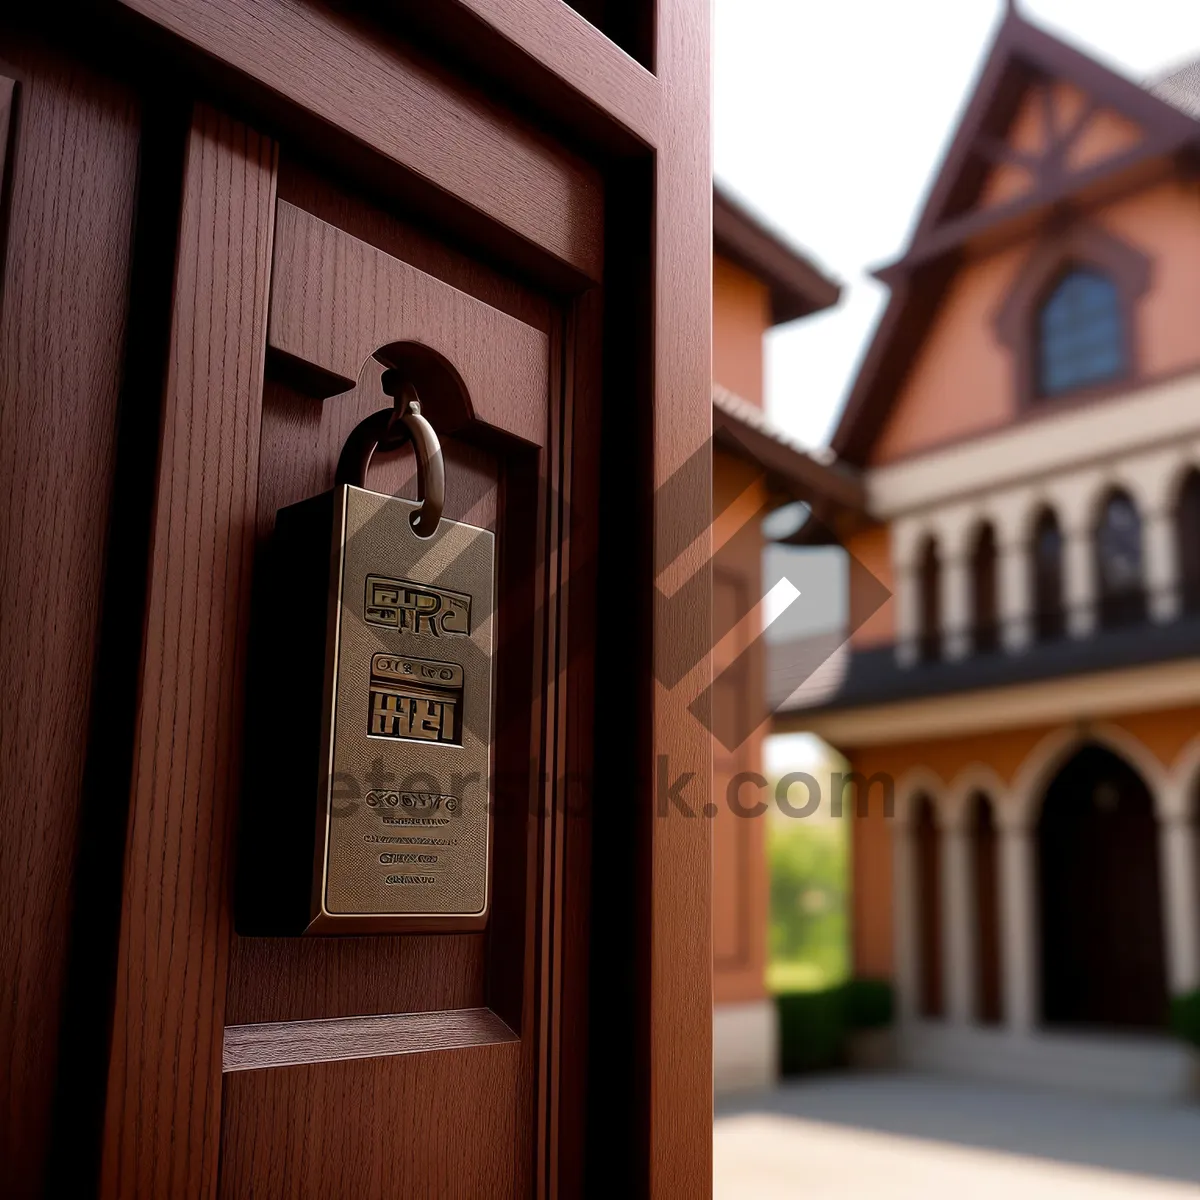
[0,2,713,1196]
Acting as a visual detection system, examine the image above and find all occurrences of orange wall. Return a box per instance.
[713,253,770,407]
[845,524,894,648]
[712,449,770,1005]
[849,703,1200,980]
[870,87,1200,465]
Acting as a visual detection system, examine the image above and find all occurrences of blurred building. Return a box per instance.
[709,187,843,1092]
[780,8,1200,1098]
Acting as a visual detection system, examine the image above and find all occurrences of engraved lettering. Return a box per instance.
[365,576,472,638]
[367,654,463,746]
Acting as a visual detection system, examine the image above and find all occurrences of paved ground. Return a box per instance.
[715,1073,1200,1199]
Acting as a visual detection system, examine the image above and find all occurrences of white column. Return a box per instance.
[998,537,1032,653]
[1158,782,1199,994]
[941,554,971,661]
[998,817,1038,1033]
[1145,509,1181,624]
[893,823,919,1021]
[894,561,919,667]
[941,817,975,1024]
[1063,526,1096,638]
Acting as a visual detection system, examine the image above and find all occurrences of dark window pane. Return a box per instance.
[1036,268,1126,398]
[1095,491,1145,627]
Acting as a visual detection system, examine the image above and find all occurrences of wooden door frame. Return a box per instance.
[86,1,712,1194]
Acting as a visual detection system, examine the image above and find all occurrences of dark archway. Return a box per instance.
[917,537,941,663]
[1177,468,1200,614]
[1031,506,1065,641]
[969,523,998,654]
[1037,744,1166,1029]
[914,794,943,1018]
[968,792,1002,1025]
[1094,488,1145,628]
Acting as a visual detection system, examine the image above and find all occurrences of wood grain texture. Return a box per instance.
[111,0,603,281]
[648,0,713,1192]
[385,0,660,147]
[219,1042,522,1199]
[99,106,277,1200]
[0,45,140,1199]
[224,1007,518,1072]
[268,201,548,446]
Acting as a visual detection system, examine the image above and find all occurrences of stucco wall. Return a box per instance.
[713,253,770,407]
[849,702,1200,981]
[845,524,895,648]
[712,449,770,1006]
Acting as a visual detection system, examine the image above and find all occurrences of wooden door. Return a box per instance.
[0,2,712,1197]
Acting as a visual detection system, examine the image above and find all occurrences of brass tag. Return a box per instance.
[311,485,494,933]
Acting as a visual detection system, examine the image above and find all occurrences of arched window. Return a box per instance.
[918,536,941,663]
[1177,469,1200,614]
[969,522,998,654]
[1036,267,1125,399]
[1094,489,1145,628]
[1031,508,1065,641]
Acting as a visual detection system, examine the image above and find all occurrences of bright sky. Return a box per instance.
[713,0,1200,450]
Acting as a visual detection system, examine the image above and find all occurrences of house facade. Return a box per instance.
[782,10,1200,1097]
[709,187,843,1092]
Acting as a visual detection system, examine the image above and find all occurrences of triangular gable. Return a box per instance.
[832,7,1200,466]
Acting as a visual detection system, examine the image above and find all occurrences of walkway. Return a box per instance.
[715,1073,1200,1198]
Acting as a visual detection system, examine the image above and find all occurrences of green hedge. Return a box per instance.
[1170,989,1200,1046]
[776,978,894,1076]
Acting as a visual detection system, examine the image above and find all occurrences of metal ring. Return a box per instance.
[334,377,445,537]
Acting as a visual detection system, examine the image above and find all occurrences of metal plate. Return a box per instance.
[309,485,495,932]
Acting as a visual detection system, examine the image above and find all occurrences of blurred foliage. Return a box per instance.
[767,807,848,993]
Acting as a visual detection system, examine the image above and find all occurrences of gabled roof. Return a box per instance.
[831,8,1200,466]
[713,185,841,324]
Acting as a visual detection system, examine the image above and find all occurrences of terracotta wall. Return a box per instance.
[712,449,770,1005]
[849,702,1200,980]
[713,253,770,407]
[845,524,894,648]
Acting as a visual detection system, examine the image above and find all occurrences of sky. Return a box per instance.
[713,0,1200,450]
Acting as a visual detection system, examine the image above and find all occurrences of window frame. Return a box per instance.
[994,222,1151,411]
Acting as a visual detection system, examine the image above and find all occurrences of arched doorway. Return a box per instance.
[914,794,943,1018]
[968,792,1002,1025]
[1037,744,1166,1029]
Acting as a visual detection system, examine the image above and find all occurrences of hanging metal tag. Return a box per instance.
[265,380,495,934]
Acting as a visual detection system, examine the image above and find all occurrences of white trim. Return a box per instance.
[1170,732,1200,805]
[867,370,1200,518]
[713,999,778,1095]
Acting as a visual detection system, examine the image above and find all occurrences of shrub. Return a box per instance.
[844,977,894,1031]
[1170,989,1200,1046]
[775,977,896,1076]
[776,987,846,1075]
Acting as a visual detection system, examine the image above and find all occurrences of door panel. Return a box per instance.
[0,40,141,1200]
[1,0,712,1192]
[219,1043,522,1198]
